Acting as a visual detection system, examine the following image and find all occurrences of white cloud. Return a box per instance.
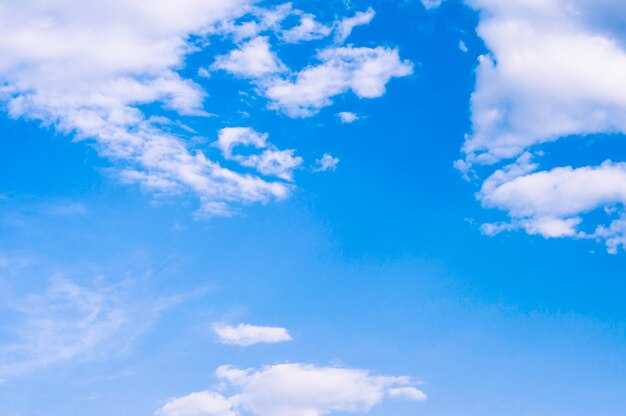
[157,363,426,416]
[212,37,286,78]
[314,154,340,172]
[212,3,294,43]
[264,46,413,117]
[421,0,444,9]
[454,0,626,252]
[387,387,429,401]
[157,392,235,416]
[216,128,302,181]
[0,0,303,217]
[334,8,376,44]
[337,111,359,123]
[0,278,137,376]
[212,323,293,346]
[0,2,410,217]
[281,13,332,43]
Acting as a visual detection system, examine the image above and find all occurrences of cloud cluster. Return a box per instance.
[215,127,302,181]
[0,1,410,217]
[450,0,626,252]
[156,363,426,416]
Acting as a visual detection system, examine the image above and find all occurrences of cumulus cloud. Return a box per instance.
[454,0,626,252]
[212,323,293,346]
[337,111,359,123]
[314,154,340,172]
[156,363,426,416]
[263,46,413,117]
[156,392,235,416]
[212,37,286,78]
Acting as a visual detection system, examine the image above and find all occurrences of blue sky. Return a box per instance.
[1,0,626,415]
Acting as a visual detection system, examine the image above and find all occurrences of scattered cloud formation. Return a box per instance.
[453,0,626,252]
[212,323,293,346]
[156,363,426,416]
[0,2,409,217]
[314,154,340,172]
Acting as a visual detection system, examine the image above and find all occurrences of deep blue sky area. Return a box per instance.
[1,1,626,416]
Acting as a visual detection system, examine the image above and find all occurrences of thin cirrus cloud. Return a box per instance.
[0,1,411,217]
[212,323,293,346]
[0,277,181,377]
[156,363,426,416]
[426,0,626,252]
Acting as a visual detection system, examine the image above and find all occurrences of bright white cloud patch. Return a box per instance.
[212,37,286,78]
[156,392,235,416]
[455,0,626,252]
[263,47,413,117]
[337,111,359,123]
[156,363,426,416]
[314,154,340,172]
[212,323,293,346]
[0,2,409,217]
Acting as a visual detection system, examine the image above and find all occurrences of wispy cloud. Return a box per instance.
[0,276,185,378]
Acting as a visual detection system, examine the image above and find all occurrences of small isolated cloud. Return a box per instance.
[421,0,444,9]
[314,154,340,172]
[337,111,359,123]
[212,323,293,346]
[156,363,426,416]
[334,8,376,44]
